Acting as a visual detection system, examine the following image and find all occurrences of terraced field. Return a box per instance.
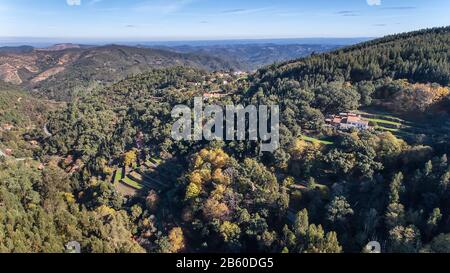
[113,157,173,195]
[357,109,450,144]
[301,135,334,145]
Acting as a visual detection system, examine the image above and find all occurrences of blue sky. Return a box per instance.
[0,0,449,40]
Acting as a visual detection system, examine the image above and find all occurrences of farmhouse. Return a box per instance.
[326,113,370,130]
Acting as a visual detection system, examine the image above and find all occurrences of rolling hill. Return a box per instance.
[0,45,34,54]
[40,27,450,253]
[152,43,341,71]
[0,45,241,100]
[253,27,450,89]
[0,81,59,128]
[3,27,450,254]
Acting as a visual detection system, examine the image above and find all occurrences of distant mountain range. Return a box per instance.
[0,44,241,100]
[0,38,367,100]
[0,37,372,48]
[0,45,34,54]
[152,44,341,71]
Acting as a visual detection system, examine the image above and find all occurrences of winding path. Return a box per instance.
[43,124,52,137]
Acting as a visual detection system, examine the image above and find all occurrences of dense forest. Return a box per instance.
[1,27,450,253]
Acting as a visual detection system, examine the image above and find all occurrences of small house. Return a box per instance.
[325,113,370,130]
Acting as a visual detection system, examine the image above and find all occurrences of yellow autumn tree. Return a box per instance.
[212,168,230,185]
[291,138,321,160]
[198,168,212,181]
[203,197,230,221]
[100,158,113,175]
[96,205,116,217]
[197,148,230,168]
[193,155,204,169]
[168,227,185,253]
[211,149,229,168]
[376,131,408,157]
[186,182,201,199]
[219,221,241,242]
[211,184,227,199]
[123,150,137,167]
[291,138,309,157]
[185,148,232,200]
[189,172,203,185]
[393,82,450,112]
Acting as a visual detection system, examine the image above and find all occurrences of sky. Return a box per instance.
[0,0,449,41]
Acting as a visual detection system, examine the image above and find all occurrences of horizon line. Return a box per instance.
[0,36,376,48]
[0,36,376,41]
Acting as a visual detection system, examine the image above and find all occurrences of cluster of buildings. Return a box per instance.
[187,71,248,88]
[325,113,371,130]
[200,71,248,101]
[63,155,84,174]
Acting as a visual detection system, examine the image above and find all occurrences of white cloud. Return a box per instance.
[221,7,271,15]
[67,0,81,6]
[367,0,381,6]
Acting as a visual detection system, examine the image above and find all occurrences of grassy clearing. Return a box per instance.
[375,126,400,132]
[113,168,123,184]
[357,109,430,143]
[357,109,405,121]
[121,176,143,190]
[149,157,163,165]
[301,135,334,145]
[366,118,402,127]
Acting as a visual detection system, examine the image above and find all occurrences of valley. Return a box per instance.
[0,41,352,101]
[0,44,242,100]
[1,26,450,254]
[152,43,343,71]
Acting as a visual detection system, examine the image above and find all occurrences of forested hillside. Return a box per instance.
[0,83,144,252]
[253,27,450,91]
[0,46,34,54]
[0,45,241,100]
[2,27,450,253]
[0,83,54,127]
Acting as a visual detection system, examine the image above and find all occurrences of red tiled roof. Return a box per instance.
[347,116,360,123]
